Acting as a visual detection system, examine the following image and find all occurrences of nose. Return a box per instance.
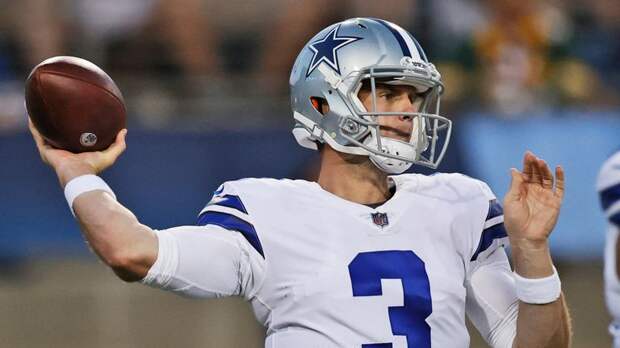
[398,98,416,121]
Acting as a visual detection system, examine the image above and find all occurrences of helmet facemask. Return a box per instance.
[336,62,452,172]
[289,18,452,173]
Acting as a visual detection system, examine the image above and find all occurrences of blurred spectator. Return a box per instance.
[428,0,487,59]
[473,0,571,115]
[6,0,66,73]
[428,0,619,116]
[426,0,487,115]
[1,0,423,128]
[6,0,416,84]
[0,0,43,130]
[568,0,620,107]
[1,0,618,130]
[260,0,418,92]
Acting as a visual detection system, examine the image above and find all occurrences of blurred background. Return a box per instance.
[0,0,618,347]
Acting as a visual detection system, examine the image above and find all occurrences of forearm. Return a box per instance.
[59,164,157,282]
[73,191,157,281]
[511,241,571,347]
[26,122,150,279]
[513,293,570,348]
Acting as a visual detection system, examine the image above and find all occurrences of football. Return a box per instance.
[25,56,126,153]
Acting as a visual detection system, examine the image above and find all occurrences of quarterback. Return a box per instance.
[29,18,570,347]
[598,150,620,347]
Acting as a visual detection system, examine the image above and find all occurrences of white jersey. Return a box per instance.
[597,151,620,347]
[142,173,519,347]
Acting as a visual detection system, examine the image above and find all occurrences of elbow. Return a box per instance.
[95,224,158,283]
[105,250,150,283]
[112,267,144,283]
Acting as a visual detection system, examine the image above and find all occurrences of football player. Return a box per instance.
[598,150,620,347]
[28,18,571,347]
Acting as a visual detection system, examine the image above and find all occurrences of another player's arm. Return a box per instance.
[503,152,571,347]
[29,119,157,282]
[616,236,620,280]
[596,154,620,278]
[602,172,620,279]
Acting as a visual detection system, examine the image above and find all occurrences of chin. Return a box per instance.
[379,131,411,143]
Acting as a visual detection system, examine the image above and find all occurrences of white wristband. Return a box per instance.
[513,266,562,304]
[64,174,116,216]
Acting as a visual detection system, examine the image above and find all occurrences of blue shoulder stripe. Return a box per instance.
[362,344,392,348]
[213,185,224,196]
[210,194,248,214]
[197,211,264,258]
[487,199,503,220]
[471,223,507,261]
[600,182,620,211]
[611,211,620,226]
[471,200,507,261]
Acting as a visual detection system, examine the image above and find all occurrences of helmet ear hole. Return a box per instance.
[310,97,329,115]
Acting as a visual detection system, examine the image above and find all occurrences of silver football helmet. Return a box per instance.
[290,18,452,173]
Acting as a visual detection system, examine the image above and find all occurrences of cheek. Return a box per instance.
[361,97,373,111]
[358,92,371,111]
[377,116,399,129]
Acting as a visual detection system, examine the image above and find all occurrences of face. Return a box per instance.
[358,83,424,142]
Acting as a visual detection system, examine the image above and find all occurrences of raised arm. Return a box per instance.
[503,151,571,347]
[29,119,157,282]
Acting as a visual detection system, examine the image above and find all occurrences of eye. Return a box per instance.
[379,91,394,99]
[409,90,427,104]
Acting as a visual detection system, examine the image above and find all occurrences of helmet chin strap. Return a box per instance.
[364,136,415,174]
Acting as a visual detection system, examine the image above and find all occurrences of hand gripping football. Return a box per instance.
[25,56,126,152]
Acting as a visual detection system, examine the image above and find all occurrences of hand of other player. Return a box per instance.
[503,151,565,249]
[28,118,127,187]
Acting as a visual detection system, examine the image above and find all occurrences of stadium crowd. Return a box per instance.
[0,0,618,129]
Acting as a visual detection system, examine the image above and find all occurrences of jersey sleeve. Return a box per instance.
[465,180,517,347]
[598,151,620,227]
[140,225,265,299]
[469,181,509,264]
[465,247,518,348]
[196,182,265,258]
[140,182,267,300]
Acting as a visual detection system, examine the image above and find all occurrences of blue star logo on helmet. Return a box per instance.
[306,24,362,78]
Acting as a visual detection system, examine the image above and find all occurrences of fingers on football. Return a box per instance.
[100,129,127,165]
[28,118,44,147]
[28,118,52,161]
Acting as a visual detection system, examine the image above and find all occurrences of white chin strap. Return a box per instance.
[365,136,415,174]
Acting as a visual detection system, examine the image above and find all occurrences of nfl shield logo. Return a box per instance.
[371,212,389,227]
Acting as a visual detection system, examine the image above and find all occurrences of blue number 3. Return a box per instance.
[348,250,432,348]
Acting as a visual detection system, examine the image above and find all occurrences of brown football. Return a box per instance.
[25,56,126,153]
